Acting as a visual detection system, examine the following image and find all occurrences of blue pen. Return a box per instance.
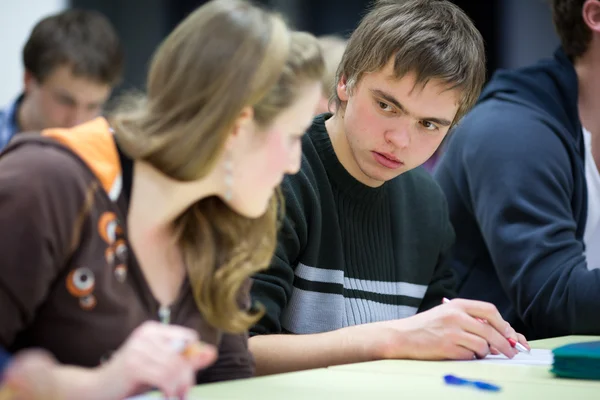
[444,374,502,392]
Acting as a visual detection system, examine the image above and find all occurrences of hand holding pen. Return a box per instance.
[442,298,530,356]
[365,296,531,361]
[0,322,217,400]
[103,321,217,399]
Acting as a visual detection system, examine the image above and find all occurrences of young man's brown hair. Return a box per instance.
[23,9,124,85]
[551,0,590,59]
[333,0,485,125]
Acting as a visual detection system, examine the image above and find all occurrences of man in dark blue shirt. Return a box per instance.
[435,0,600,339]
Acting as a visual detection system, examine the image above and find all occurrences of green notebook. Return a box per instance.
[551,341,600,380]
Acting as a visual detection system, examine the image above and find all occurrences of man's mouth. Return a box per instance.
[372,151,404,169]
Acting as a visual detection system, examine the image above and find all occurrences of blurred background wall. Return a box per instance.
[0,0,67,105]
[0,0,560,105]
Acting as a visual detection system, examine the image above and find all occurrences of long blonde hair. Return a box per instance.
[111,0,324,333]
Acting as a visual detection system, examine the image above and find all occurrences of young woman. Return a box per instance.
[0,0,324,398]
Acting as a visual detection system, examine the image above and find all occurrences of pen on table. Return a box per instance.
[444,375,501,392]
[442,298,530,354]
[443,374,501,392]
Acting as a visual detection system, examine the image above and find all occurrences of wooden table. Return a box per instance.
[177,335,599,399]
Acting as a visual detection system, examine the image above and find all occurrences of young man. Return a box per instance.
[0,9,123,150]
[434,0,600,340]
[249,0,529,376]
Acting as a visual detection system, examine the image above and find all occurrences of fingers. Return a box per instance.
[444,299,526,358]
[481,316,529,353]
[120,343,193,398]
[114,321,212,398]
[463,317,517,358]
[450,299,511,338]
[138,321,215,366]
[504,325,520,351]
[2,350,58,400]
[187,343,217,370]
[150,334,217,372]
[446,345,477,361]
[152,355,196,398]
[454,331,491,359]
[132,321,209,367]
[173,364,195,399]
[517,333,530,351]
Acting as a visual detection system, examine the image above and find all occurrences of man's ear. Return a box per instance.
[336,75,350,102]
[23,70,37,95]
[583,0,600,34]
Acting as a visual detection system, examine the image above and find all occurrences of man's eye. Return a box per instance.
[379,102,391,111]
[57,96,75,106]
[421,121,438,131]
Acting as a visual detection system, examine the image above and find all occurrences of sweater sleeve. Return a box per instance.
[451,111,600,338]
[0,144,86,348]
[418,194,457,312]
[250,172,311,336]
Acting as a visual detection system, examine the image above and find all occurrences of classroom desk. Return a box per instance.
[329,335,600,385]
[185,335,600,399]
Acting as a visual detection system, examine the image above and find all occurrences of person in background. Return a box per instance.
[249,0,528,377]
[0,9,124,151]
[0,0,324,398]
[434,0,600,339]
[315,35,347,114]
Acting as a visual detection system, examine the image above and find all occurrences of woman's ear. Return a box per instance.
[225,106,255,151]
[231,106,254,138]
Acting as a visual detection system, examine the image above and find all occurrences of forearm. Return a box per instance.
[51,364,127,400]
[1,362,126,400]
[249,325,384,376]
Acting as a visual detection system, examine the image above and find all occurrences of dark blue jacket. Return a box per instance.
[435,48,600,339]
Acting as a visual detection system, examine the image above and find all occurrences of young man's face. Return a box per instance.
[24,64,112,131]
[337,59,461,186]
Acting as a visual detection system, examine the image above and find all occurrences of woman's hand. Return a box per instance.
[0,349,59,400]
[101,320,217,399]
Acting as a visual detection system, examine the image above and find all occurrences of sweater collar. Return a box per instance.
[309,113,387,202]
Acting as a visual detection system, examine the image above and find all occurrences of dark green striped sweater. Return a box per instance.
[250,114,456,335]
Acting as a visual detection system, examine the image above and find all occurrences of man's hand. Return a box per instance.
[366,298,530,360]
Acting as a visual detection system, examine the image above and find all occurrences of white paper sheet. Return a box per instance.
[125,393,202,400]
[474,348,554,366]
[125,395,157,400]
